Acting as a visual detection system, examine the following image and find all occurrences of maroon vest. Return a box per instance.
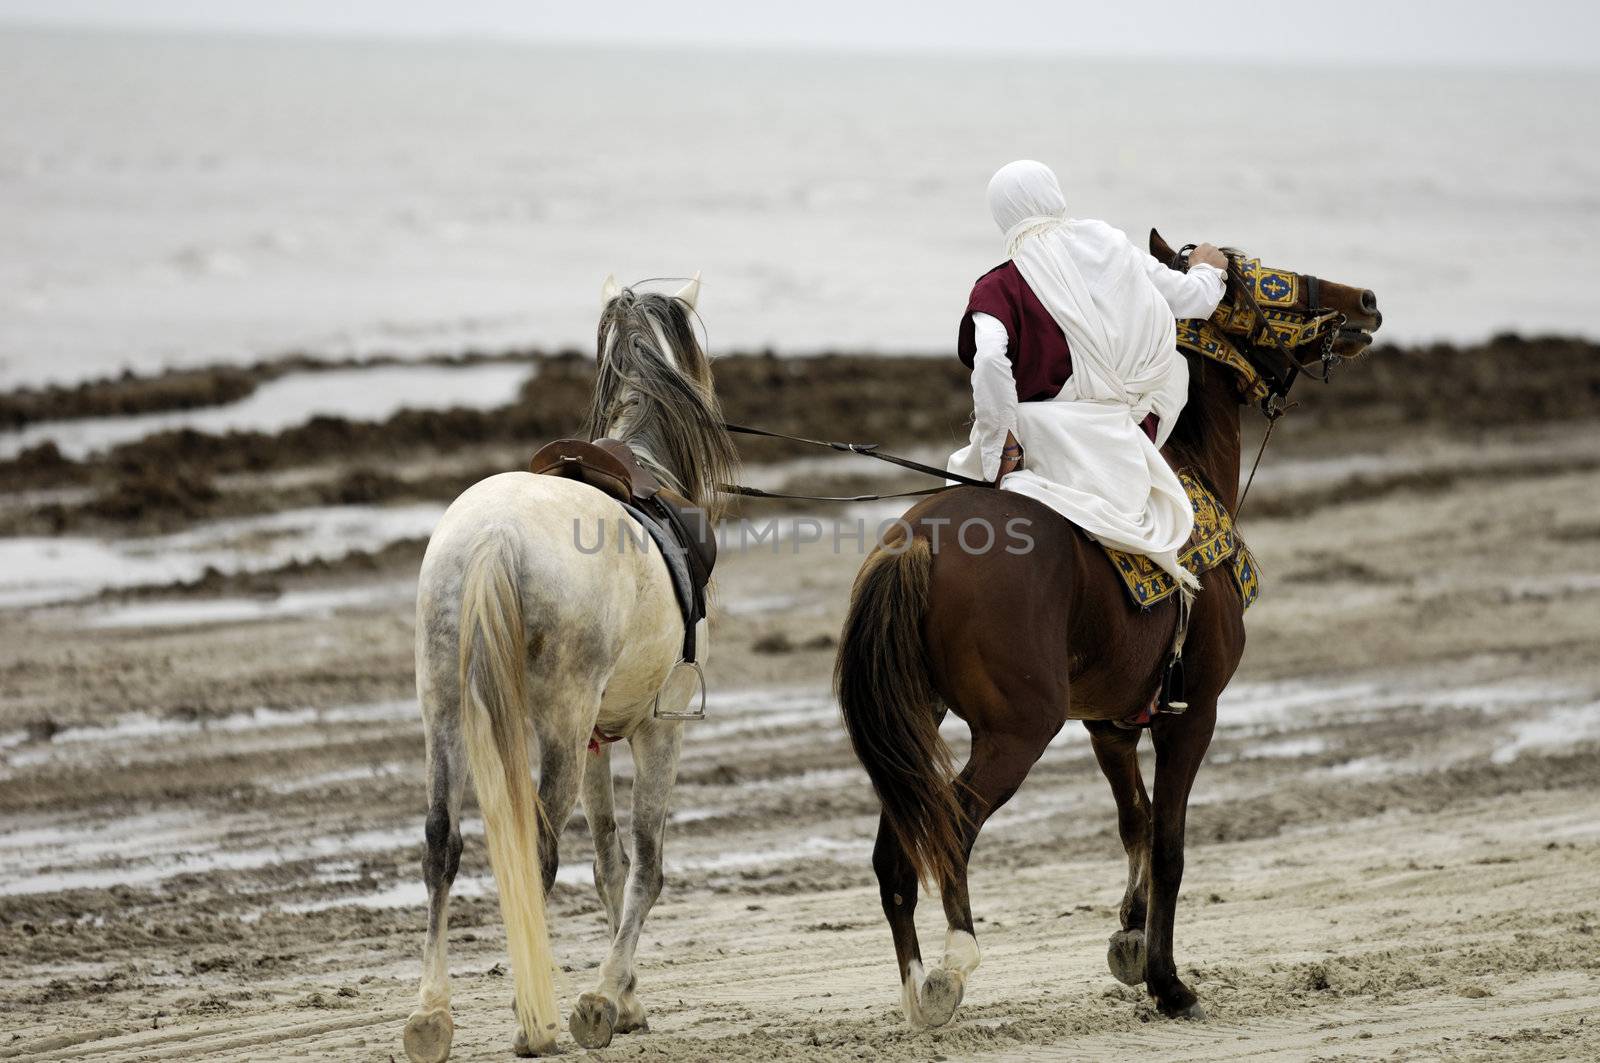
[957,261,1072,402]
[958,261,1158,441]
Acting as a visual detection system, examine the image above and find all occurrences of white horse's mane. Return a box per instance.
[584,289,738,519]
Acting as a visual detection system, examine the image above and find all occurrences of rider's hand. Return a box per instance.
[996,431,1023,485]
[1189,243,1228,271]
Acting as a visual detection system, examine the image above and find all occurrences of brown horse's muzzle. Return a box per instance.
[1318,279,1382,357]
[1146,227,1383,362]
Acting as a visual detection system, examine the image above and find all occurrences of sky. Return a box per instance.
[0,0,1596,68]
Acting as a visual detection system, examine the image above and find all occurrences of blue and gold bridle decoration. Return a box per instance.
[1174,246,1347,419]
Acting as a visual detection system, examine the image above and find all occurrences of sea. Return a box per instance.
[2,26,1598,388]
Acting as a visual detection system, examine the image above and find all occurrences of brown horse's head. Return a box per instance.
[1149,229,1382,367]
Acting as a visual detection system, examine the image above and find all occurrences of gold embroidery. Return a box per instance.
[1181,257,1342,401]
[1103,472,1261,610]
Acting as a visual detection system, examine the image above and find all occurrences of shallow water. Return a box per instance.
[82,580,415,629]
[0,362,534,460]
[0,503,441,607]
[2,30,1596,389]
[3,673,1596,905]
[1492,700,1600,764]
[0,822,424,896]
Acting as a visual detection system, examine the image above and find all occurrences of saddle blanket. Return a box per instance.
[1103,472,1260,610]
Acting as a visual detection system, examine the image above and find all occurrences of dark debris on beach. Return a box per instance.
[2,335,1597,539]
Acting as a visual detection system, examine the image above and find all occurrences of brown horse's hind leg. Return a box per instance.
[918,730,1055,1027]
[1084,720,1152,986]
[872,811,927,1023]
[1144,702,1217,1019]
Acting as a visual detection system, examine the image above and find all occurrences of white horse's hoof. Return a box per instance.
[918,968,964,1028]
[615,998,650,1035]
[570,991,619,1050]
[1107,929,1147,986]
[403,1007,453,1063]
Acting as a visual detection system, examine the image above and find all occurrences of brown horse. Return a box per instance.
[835,232,1383,1026]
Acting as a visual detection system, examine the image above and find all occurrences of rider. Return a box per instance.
[947,160,1229,586]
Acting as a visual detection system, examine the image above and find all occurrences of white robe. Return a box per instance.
[948,215,1225,585]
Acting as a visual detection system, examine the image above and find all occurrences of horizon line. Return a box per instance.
[2,18,1596,75]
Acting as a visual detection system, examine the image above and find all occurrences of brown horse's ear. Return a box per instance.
[1149,228,1177,264]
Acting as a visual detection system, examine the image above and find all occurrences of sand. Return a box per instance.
[3,352,1600,1061]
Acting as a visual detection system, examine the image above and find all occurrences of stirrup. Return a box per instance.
[652,660,707,721]
[1160,651,1188,714]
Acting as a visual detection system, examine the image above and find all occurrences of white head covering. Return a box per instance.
[987,159,1066,248]
[974,160,1198,587]
[983,159,1188,428]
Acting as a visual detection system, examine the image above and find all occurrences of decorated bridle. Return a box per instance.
[1171,244,1347,421]
[1167,244,1348,514]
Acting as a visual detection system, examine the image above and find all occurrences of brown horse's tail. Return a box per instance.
[835,535,965,888]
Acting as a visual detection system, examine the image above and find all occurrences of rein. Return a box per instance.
[1234,414,1278,518]
[1172,245,1342,518]
[1177,244,1342,416]
[721,250,1340,513]
[718,422,990,503]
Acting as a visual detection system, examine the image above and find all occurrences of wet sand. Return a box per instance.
[2,343,1599,1060]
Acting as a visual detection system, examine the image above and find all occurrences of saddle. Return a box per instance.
[529,438,717,666]
[1102,471,1259,613]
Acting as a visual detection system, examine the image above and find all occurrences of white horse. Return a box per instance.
[402,275,737,1061]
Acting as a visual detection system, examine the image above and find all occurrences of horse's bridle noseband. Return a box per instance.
[1174,244,1346,420]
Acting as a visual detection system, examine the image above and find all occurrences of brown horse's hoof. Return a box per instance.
[570,991,619,1049]
[1165,999,1208,1021]
[1107,929,1146,986]
[918,967,964,1027]
[403,1007,453,1063]
[1152,980,1206,1021]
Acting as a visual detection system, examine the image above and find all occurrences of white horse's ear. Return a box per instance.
[601,273,622,308]
[674,271,701,311]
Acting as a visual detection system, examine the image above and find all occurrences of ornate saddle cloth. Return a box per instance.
[529,437,716,664]
[1103,472,1260,610]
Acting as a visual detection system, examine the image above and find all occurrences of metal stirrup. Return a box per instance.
[652,660,708,721]
[1162,594,1192,714]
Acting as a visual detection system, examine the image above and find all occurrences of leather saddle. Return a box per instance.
[529,438,716,665]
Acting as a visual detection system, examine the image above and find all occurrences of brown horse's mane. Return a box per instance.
[1161,351,1245,514]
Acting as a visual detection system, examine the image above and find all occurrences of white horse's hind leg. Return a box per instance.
[494,677,593,1058]
[405,725,467,1063]
[582,744,627,934]
[531,719,587,895]
[570,718,682,1049]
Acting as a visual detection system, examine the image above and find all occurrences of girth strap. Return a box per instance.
[617,498,706,664]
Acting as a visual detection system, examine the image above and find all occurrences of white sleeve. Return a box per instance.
[1145,253,1227,319]
[969,312,1018,481]
[1146,354,1190,450]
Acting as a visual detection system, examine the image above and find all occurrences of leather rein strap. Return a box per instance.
[719,422,990,503]
[1213,253,1297,517]
[721,251,1335,511]
[1175,244,1342,419]
[1171,246,1335,518]
[1230,255,1302,409]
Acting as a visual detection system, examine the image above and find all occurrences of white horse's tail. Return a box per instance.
[457,527,559,1052]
